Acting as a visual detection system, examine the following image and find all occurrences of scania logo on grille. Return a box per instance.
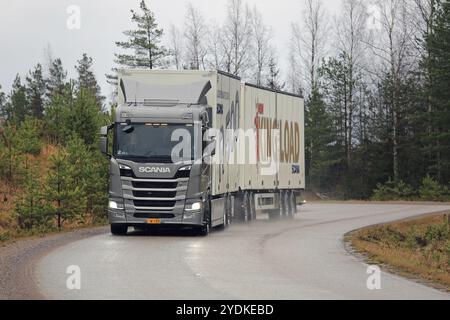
[139,167,171,174]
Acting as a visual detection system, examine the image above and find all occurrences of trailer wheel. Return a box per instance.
[291,192,297,215]
[220,196,230,229]
[280,191,287,217]
[286,192,294,218]
[111,224,128,236]
[243,192,251,222]
[250,193,257,220]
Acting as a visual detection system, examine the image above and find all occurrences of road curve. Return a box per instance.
[35,203,450,300]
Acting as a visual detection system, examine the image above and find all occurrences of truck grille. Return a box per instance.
[120,169,191,213]
[132,181,178,189]
[132,190,177,198]
[133,200,177,208]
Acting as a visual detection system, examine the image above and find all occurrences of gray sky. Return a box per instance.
[0,0,341,100]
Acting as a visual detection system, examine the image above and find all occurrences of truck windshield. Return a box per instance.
[114,123,195,163]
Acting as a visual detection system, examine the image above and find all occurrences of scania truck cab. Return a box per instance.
[100,76,217,236]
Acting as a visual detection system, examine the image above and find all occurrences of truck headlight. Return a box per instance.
[109,200,124,210]
[185,201,202,212]
[119,164,132,170]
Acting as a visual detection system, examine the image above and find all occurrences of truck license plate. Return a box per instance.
[146,219,161,224]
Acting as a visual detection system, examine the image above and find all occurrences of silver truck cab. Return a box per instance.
[100,79,215,236]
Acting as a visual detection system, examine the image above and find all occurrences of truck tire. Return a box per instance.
[286,192,294,218]
[111,224,128,236]
[220,196,230,229]
[234,194,245,222]
[280,191,287,217]
[291,192,297,215]
[250,193,257,220]
[199,200,211,236]
[243,192,251,222]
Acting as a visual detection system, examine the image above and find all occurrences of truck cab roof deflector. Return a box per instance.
[120,78,212,105]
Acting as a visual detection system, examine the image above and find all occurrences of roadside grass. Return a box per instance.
[0,221,108,247]
[347,214,450,291]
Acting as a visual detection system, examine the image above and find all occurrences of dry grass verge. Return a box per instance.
[347,214,450,291]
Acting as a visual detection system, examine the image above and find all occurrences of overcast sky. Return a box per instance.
[0,0,342,100]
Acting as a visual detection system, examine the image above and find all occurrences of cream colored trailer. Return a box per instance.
[116,69,304,221]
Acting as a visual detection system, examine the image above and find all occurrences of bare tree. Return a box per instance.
[184,3,208,70]
[290,0,329,96]
[222,0,253,76]
[286,50,304,96]
[334,0,368,164]
[251,6,272,85]
[411,0,437,42]
[168,24,184,70]
[369,0,416,181]
[206,24,225,70]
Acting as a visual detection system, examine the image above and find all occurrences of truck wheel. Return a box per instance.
[280,191,287,217]
[286,192,294,218]
[225,196,232,227]
[199,201,211,236]
[234,194,245,222]
[250,193,256,220]
[220,197,230,229]
[223,198,231,229]
[244,192,251,222]
[111,224,128,236]
[291,192,297,215]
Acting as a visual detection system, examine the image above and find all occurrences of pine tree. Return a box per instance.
[67,88,102,146]
[76,54,105,108]
[0,85,5,121]
[14,116,43,156]
[45,150,86,229]
[65,135,108,223]
[15,162,48,230]
[424,0,450,183]
[113,0,166,70]
[44,86,101,147]
[0,124,25,183]
[44,85,74,145]
[4,75,29,124]
[305,88,338,192]
[46,58,67,100]
[25,64,47,119]
[266,53,284,91]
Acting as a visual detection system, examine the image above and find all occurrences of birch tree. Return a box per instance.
[251,6,271,85]
[290,0,329,96]
[334,0,368,166]
[168,24,184,70]
[184,3,208,70]
[222,0,253,76]
[370,0,416,181]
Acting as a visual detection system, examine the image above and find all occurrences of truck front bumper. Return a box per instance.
[108,209,204,227]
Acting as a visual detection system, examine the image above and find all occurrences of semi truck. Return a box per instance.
[100,69,305,236]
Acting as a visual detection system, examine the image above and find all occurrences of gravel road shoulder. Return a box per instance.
[0,227,108,300]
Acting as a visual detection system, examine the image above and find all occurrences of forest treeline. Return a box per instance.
[104,0,450,200]
[0,0,449,237]
[0,55,110,236]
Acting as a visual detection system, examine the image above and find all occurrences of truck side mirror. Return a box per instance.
[99,126,110,157]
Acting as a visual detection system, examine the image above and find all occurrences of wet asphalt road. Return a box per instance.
[35,203,450,300]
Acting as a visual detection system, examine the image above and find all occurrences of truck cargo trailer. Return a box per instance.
[100,70,305,236]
